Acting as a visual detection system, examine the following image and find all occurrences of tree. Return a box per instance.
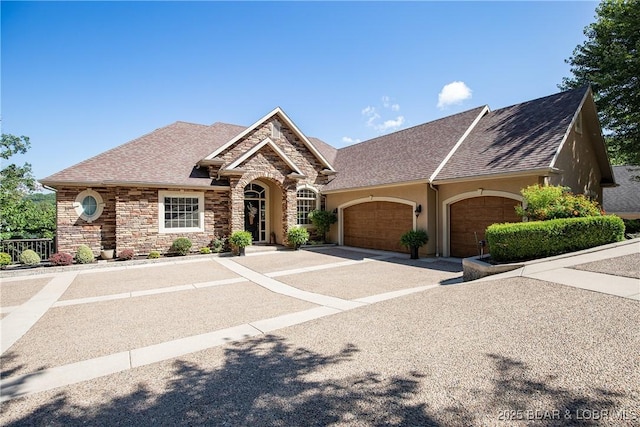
[1,133,55,239]
[560,0,640,165]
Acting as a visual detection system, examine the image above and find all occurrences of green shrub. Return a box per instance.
[308,210,337,242]
[119,249,135,260]
[147,251,161,259]
[171,237,192,256]
[75,245,95,264]
[211,235,227,253]
[200,247,211,254]
[400,229,429,248]
[486,216,625,262]
[0,252,11,267]
[515,184,602,220]
[287,226,309,249]
[49,252,73,266]
[20,249,41,266]
[229,231,253,248]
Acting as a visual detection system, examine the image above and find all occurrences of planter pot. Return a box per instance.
[100,249,115,260]
[410,246,419,260]
[238,246,246,256]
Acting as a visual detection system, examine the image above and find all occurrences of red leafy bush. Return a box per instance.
[49,252,73,266]
[118,249,135,260]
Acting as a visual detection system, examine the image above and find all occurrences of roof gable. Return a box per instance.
[225,137,304,175]
[433,87,590,182]
[202,107,335,172]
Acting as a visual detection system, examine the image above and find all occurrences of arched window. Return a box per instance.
[297,188,317,225]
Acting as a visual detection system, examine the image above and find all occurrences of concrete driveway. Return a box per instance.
[1,245,638,426]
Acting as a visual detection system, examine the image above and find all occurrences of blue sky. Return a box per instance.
[2,1,599,184]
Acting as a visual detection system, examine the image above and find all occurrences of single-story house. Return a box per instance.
[41,86,615,258]
[603,165,640,219]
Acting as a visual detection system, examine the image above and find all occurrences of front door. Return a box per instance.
[244,183,267,242]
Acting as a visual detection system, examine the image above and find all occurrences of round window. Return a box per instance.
[82,196,97,216]
[74,190,104,222]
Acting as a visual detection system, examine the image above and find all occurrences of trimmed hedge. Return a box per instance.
[486,216,625,262]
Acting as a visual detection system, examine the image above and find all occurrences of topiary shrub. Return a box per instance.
[229,231,252,248]
[486,215,625,263]
[20,249,41,266]
[119,249,135,260]
[147,250,161,259]
[49,252,73,266]
[0,252,11,267]
[287,226,309,250]
[515,184,602,220]
[75,245,95,264]
[200,247,211,254]
[171,237,192,256]
[308,210,337,242]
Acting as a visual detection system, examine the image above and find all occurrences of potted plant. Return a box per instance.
[400,229,429,259]
[100,248,115,260]
[229,231,253,256]
[287,226,309,250]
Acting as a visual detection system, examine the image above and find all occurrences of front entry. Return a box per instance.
[244,183,267,242]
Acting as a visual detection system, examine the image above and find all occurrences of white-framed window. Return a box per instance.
[158,191,205,233]
[74,189,105,223]
[296,187,318,225]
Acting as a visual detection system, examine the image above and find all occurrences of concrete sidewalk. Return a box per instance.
[476,238,640,300]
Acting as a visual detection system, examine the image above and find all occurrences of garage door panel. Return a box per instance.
[450,196,521,258]
[344,201,412,253]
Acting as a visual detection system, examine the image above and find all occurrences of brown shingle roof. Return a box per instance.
[41,121,246,188]
[322,107,486,192]
[604,166,640,214]
[434,87,588,181]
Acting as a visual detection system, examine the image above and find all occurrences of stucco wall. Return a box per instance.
[324,183,432,255]
[436,176,535,257]
[549,123,603,202]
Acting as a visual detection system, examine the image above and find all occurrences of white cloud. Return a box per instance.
[360,96,405,134]
[361,106,376,116]
[375,116,405,132]
[437,81,472,109]
[342,136,361,144]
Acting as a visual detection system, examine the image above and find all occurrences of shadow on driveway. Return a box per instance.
[2,336,625,426]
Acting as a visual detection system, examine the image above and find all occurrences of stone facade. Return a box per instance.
[56,186,230,256]
[53,117,329,255]
[56,186,116,255]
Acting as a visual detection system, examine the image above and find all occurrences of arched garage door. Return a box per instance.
[450,196,521,258]
[343,201,413,253]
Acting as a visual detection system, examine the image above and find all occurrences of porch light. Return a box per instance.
[415,204,422,217]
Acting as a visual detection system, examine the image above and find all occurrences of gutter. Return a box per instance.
[429,182,440,257]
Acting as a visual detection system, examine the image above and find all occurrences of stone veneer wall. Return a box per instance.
[213,118,329,241]
[115,187,230,255]
[56,186,230,256]
[56,187,116,256]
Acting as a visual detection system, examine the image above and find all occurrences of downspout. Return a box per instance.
[429,182,439,257]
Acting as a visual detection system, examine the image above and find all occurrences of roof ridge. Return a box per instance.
[489,86,588,115]
[338,105,488,151]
